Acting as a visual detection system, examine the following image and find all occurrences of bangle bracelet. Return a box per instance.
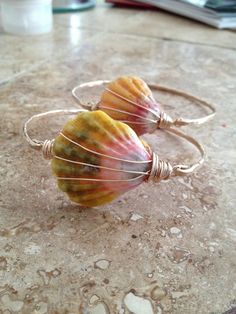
[72,76,216,136]
[23,109,204,207]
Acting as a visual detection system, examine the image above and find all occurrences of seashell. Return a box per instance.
[51,110,152,207]
[98,76,162,136]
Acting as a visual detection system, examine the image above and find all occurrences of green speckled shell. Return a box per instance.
[52,110,152,207]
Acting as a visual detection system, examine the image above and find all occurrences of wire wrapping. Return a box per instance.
[72,79,216,129]
[42,139,55,160]
[149,153,173,182]
[23,109,205,182]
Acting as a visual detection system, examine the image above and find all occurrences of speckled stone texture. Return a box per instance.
[0,3,236,314]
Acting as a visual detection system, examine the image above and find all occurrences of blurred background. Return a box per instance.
[0,0,236,36]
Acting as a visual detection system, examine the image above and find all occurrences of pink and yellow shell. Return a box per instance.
[98,76,162,136]
[51,110,152,207]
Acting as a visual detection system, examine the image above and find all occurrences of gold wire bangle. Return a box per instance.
[23,109,87,159]
[72,80,216,128]
[23,109,205,180]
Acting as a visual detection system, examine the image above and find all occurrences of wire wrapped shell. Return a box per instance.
[51,110,152,207]
[98,76,162,135]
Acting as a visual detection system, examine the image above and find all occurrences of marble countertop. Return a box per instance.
[0,3,236,314]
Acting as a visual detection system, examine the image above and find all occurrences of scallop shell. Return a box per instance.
[98,76,162,136]
[52,110,152,207]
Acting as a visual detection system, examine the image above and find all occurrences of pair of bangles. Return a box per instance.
[23,76,215,207]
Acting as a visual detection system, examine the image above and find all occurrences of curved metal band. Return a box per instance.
[23,109,204,178]
[23,109,87,159]
[166,127,205,175]
[148,127,205,181]
[148,83,215,126]
[72,80,216,127]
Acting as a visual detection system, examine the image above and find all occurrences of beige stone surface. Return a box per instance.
[0,3,236,314]
[54,6,236,49]
[0,24,94,85]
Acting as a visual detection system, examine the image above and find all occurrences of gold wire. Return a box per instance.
[72,79,216,128]
[23,109,205,181]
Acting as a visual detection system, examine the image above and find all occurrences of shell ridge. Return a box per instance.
[113,122,153,159]
[73,111,135,156]
[56,174,146,182]
[68,190,118,206]
[52,110,153,206]
[68,190,125,207]
[99,105,157,124]
[69,190,116,202]
[54,155,150,175]
[97,113,138,152]
[118,120,153,125]
[59,179,144,194]
[63,121,134,159]
[62,119,151,162]
[72,111,127,151]
[100,93,139,115]
[60,132,152,164]
[131,76,150,94]
[120,76,150,101]
[105,87,159,119]
[53,139,100,166]
[117,77,141,98]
